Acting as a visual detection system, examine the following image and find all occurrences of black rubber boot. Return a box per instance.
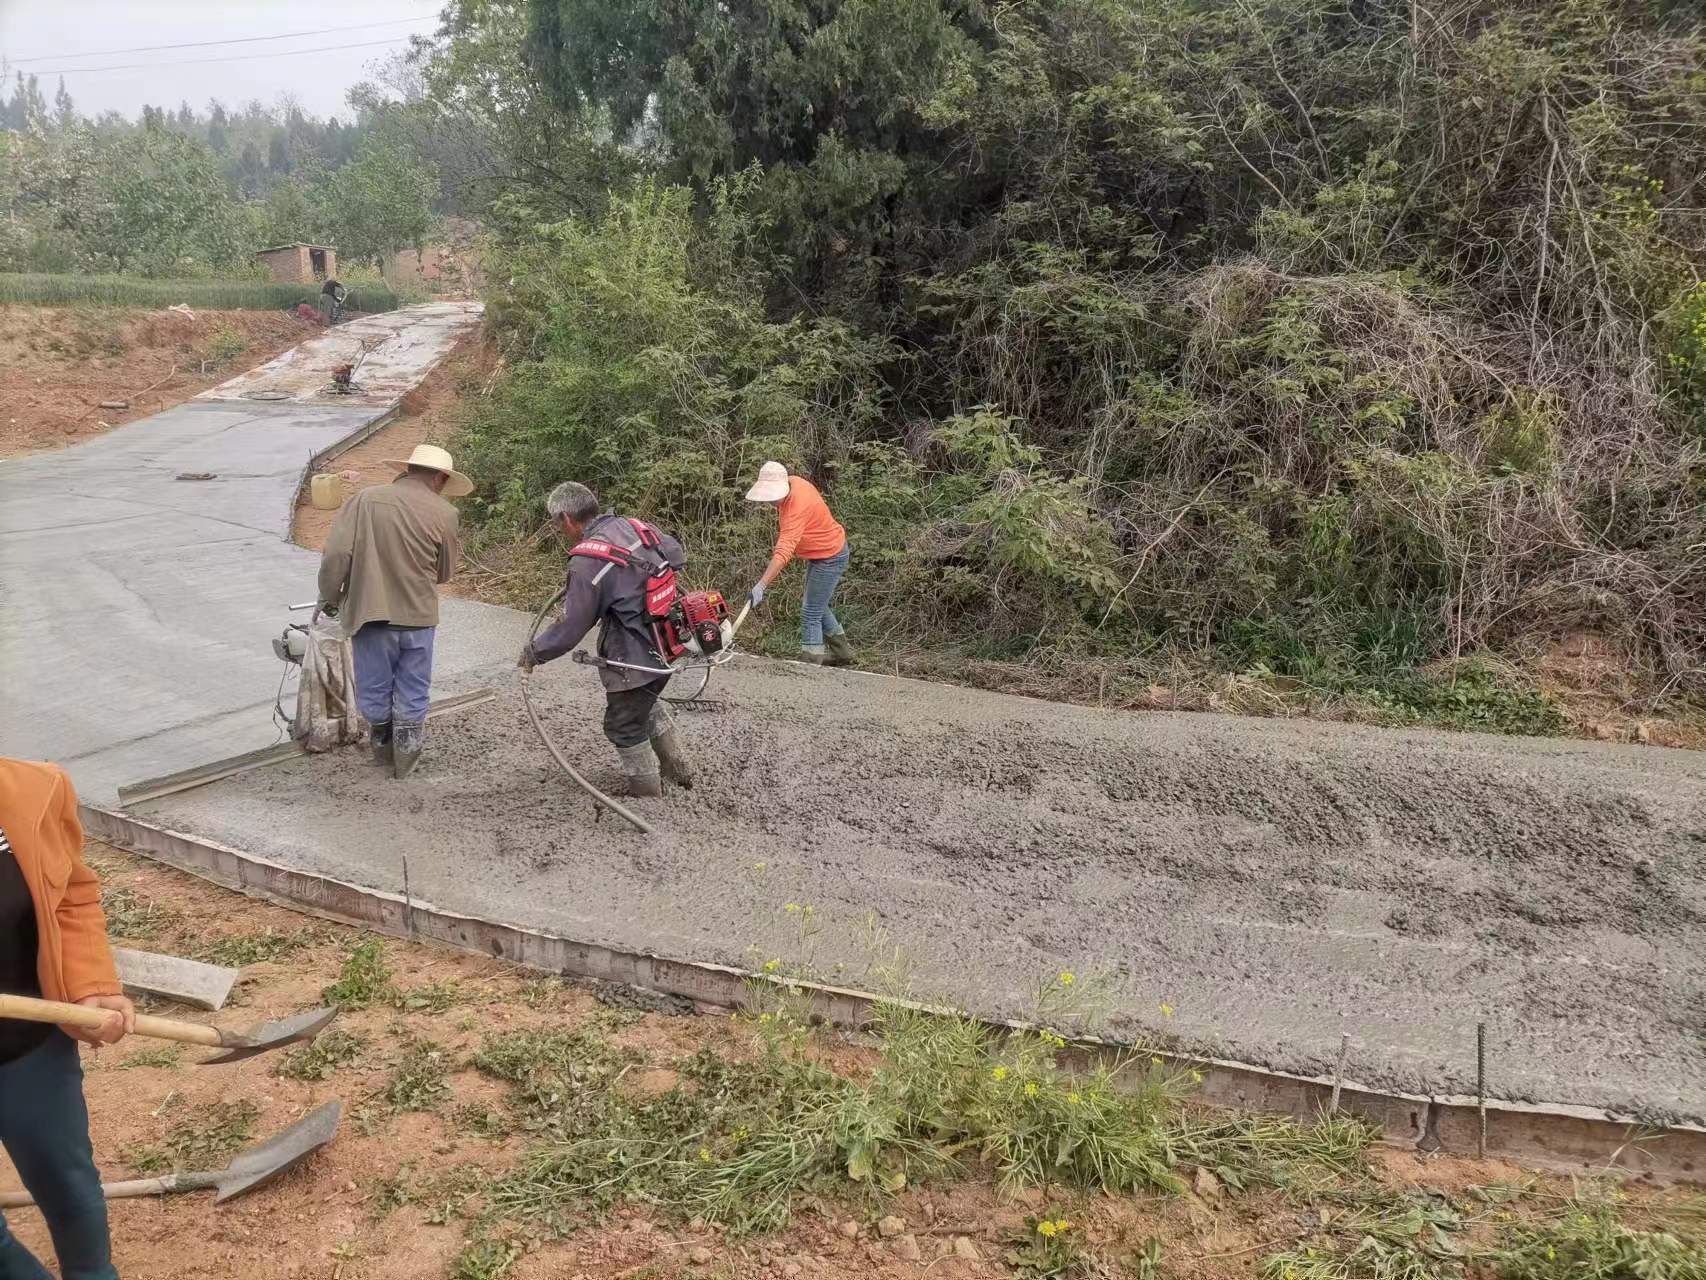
[648,705,694,790]
[370,720,394,766]
[616,742,662,797]
[824,633,858,667]
[799,646,826,665]
[392,720,425,779]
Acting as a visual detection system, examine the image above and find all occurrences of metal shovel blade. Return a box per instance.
[202,1006,339,1064]
[213,1099,342,1203]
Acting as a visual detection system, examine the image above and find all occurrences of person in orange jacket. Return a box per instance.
[0,757,134,1280]
[744,461,857,666]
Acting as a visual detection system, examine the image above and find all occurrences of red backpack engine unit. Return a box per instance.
[570,518,732,663]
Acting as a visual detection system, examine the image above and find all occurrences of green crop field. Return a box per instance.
[0,273,401,313]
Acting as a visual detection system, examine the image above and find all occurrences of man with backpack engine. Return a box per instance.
[516,482,694,798]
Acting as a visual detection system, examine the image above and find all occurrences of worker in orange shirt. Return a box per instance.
[744,461,856,666]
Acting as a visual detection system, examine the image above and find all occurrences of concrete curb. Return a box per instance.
[83,802,1705,1187]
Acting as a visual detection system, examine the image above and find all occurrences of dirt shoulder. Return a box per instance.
[1,846,1697,1280]
[0,304,318,459]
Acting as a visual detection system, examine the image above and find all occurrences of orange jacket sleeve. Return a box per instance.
[765,498,808,580]
[50,775,122,1003]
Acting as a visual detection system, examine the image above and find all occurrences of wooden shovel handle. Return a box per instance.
[1,1171,220,1208]
[0,993,223,1047]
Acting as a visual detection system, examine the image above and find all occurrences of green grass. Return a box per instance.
[194,926,323,967]
[274,1029,367,1081]
[323,939,396,1010]
[115,1045,184,1071]
[0,272,400,313]
[124,1100,259,1174]
[99,884,180,942]
[386,1041,452,1112]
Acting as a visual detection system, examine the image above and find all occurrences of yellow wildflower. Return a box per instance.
[1058,972,1075,986]
[1159,1001,1175,1018]
[1037,1221,1058,1238]
[698,1147,712,1163]
[1055,1220,1072,1232]
[752,862,767,871]
[763,958,781,973]
[1151,1056,1164,1067]
[1024,1081,1040,1098]
[1191,1069,1204,1085]
[992,1066,1009,1081]
[784,902,800,913]
[1067,1092,1082,1105]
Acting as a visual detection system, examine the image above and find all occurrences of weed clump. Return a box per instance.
[124,1099,259,1174]
[323,939,395,1010]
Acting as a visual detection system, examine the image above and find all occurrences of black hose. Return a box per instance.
[521,588,653,835]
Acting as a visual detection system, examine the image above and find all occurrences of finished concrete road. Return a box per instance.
[0,303,526,803]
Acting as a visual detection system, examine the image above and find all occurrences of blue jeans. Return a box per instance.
[0,1033,117,1280]
[351,623,435,725]
[800,543,850,648]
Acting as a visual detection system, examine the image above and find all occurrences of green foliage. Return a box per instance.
[124,1100,259,1175]
[0,273,398,311]
[386,1041,452,1112]
[193,926,322,967]
[476,997,1366,1239]
[98,884,178,942]
[322,939,396,1010]
[275,1030,367,1082]
[1494,1196,1706,1280]
[442,0,1706,719]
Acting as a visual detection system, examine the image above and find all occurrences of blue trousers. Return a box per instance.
[351,623,435,725]
[800,543,851,648]
[0,1033,117,1280]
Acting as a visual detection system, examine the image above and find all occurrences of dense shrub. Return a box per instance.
[448,0,1706,723]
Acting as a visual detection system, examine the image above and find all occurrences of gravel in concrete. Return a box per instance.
[139,654,1706,1124]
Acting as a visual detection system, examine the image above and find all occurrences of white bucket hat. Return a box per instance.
[387,443,473,498]
[744,460,790,503]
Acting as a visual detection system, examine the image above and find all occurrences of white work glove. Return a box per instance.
[748,582,766,608]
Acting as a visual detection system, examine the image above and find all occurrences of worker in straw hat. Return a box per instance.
[744,461,856,666]
[317,444,469,778]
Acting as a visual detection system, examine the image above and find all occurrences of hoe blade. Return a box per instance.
[213,1100,342,1203]
[203,1006,339,1064]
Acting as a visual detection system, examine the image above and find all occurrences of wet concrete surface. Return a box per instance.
[140,655,1706,1124]
[0,303,496,803]
[197,303,480,409]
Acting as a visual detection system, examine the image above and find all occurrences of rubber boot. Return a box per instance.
[616,742,663,798]
[799,646,827,666]
[824,633,858,668]
[648,705,694,790]
[392,720,425,779]
[370,720,394,767]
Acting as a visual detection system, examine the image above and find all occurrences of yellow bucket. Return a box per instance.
[309,472,343,511]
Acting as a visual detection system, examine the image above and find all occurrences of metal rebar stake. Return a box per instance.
[1329,1032,1349,1115]
[1476,1021,1488,1159]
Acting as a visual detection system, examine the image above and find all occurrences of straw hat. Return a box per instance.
[387,444,472,498]
[744,460,790,503]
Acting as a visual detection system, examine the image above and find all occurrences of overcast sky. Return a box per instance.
[0,1,444,121]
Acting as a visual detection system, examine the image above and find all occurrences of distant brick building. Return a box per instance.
[255,243,337,284]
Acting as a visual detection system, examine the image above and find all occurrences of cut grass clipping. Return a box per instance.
[124,1100,258,1175]
[0,272,399,313]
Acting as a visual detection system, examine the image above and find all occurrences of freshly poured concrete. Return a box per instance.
[0,302,516,803]
[141,659,1706,1125]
